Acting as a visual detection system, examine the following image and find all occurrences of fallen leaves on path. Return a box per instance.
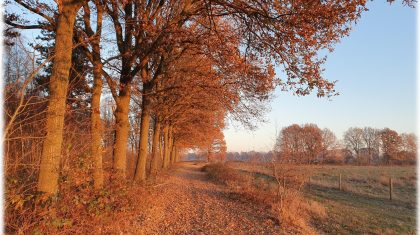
[137,162,281,234]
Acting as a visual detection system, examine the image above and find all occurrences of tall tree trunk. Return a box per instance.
[171,141,175,165]
[38,2,82,195]
[168,125,174,165]
[133,82,151,181]
[149,116,161,176]
[113,82,131,177]
[170,139,176,165]
[159,133,163,168]
[84,0,104,190]
[163,124,170,169]
[91,46,104,190]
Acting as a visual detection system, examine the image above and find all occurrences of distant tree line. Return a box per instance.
[226,151,275,163]
[272,124,416,165]
[342,127,416,165]
[222,125,416,166]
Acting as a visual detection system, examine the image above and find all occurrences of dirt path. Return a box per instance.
[137,162,281,234]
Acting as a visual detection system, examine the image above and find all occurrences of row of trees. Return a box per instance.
[5,0,371,198]
[344,127,416,165]
[274,124,417,165]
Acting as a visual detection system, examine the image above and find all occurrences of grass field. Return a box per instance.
[224,161,416,235]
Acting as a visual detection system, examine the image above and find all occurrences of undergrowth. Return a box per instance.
[6,169,152,234]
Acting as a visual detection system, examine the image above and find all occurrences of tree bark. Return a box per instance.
[113,82,131,177]
[170,139,176,165]
[149,116,161,176]
[163,124,170,169]
[168,125,174,165]
[91,45,104,190]
[133,82,151,181]
[159,133,163,167]
[38,2,83,195]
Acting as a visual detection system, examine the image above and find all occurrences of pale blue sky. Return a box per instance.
[224,1,417,152]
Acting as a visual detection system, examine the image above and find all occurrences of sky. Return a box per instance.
[224,1,417,152]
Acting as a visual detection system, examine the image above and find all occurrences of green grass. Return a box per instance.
[306,184,415,234]
[226,161,416,235]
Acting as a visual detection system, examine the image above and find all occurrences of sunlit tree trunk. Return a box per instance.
[149,116,161,176]
[170,138,176,165]
[86,2,105,189]
[38,1,83,195]
[91,44,104,189]
[113,81,131,177]
[163,124,170,169]
[159,133,164,168]
[134,78,152,181]
[168,125,174,166]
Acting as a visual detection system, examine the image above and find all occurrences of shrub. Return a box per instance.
[273,191,326,235]
[202,163,255,191]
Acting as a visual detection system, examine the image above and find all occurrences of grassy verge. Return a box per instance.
[202,163,328,234]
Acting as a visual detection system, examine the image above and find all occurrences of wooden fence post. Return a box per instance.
[389,177,393,200]
[339,174,342,191]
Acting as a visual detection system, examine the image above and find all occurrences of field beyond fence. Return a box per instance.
[224,161,416,234]
[225,161,416,204]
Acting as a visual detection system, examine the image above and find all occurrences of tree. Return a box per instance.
[275,124,303,163]
[37,1,87,194]
[78,1,105,189]
[275,124,323,164]
[6,0,86,195]
[361,127,380,164]
[380,128,402,164]
[400,133,417,153]
[320,128,338,163]
[301,124,323,164]
[344,127,364,158]
[399,133,417,164]
[148,114,162,176]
